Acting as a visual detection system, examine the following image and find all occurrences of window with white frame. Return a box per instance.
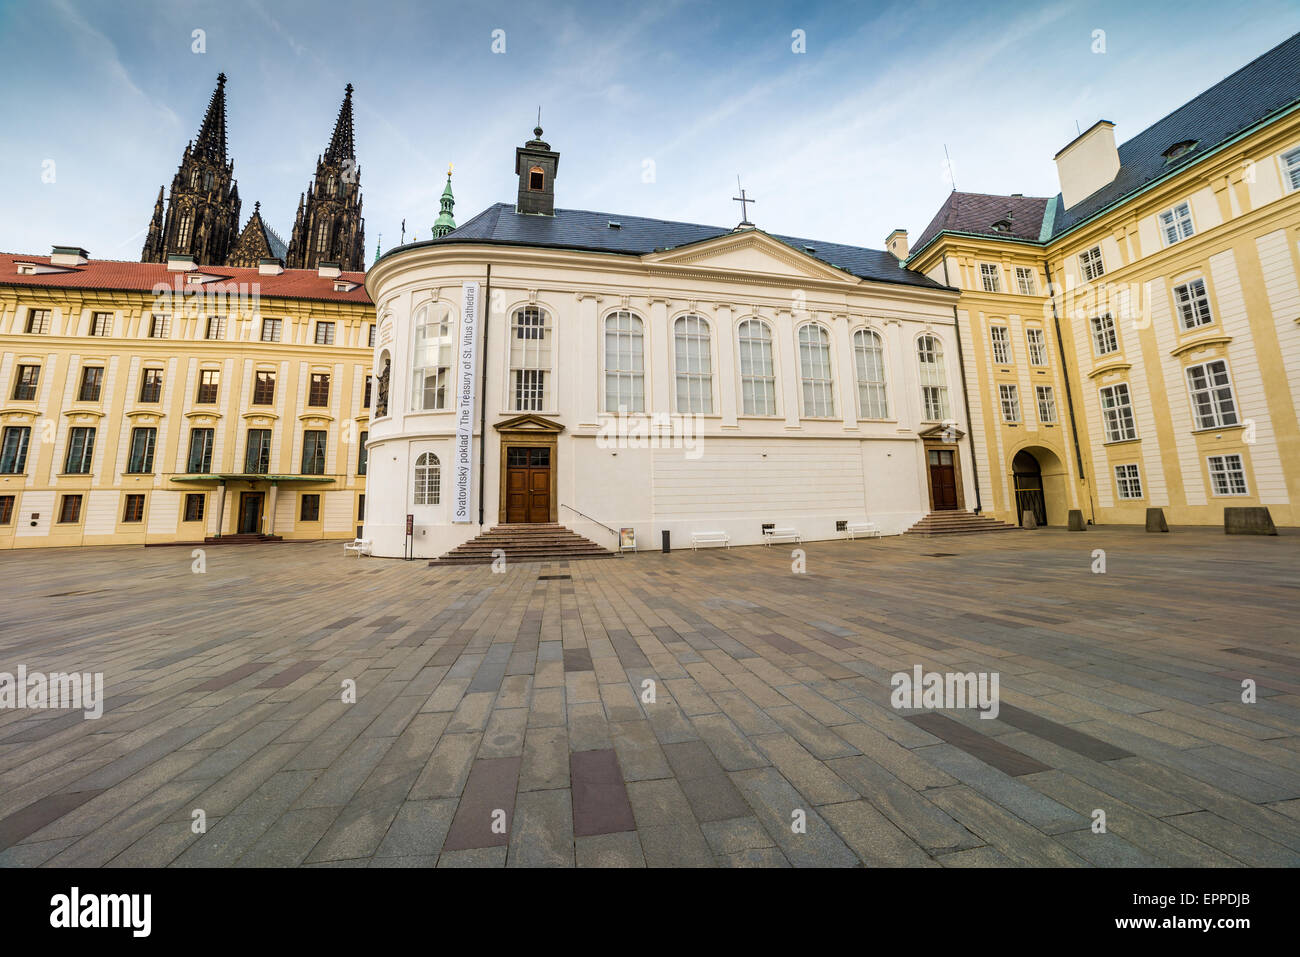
[205,315,225,340]
[510,306,551,412]
[604,311,645,412]
[852,329,888,419]
[999,384,1021,422]
[1015,266,1037,296]
[917,334,950,421]
[1172,278,1213,330]
[979,262,1002,292]
[314,321,335,345]
[1036,385,1057,423]
[1207,453,1248,496]
[414,451,441,505]
[1185,359,1238,429]
[797,323,835,417]
[1026,327,1048,366]
[738,319,776,416]
[1099,383,1137,441]
[1079,246,1105,282]
[673,315,713,414]
[1114,463,1143,499]
[149,314,171,338]
[1282,146,1300,192]
[990,325,1012,364]
[261,318,282,342]
[1090,313,1119,356]
[1159,201,1195,244]
[411,304,452,411]
[25,309,51,334]
[91,312,112,337]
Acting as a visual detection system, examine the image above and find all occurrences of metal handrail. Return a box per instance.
[558,503,620,541]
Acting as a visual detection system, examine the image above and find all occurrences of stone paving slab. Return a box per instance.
[0,527,1298,867]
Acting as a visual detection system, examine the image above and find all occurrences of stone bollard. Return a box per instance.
[1145,508,1169,533]
[1068,509,1086,531]
[1224,507,1277,535]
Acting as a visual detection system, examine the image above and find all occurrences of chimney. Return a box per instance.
[885,229,909,261]
[1055,120,1120,209]
[317,262,341,279]
[50,246,89,266]
[166,253,197,272]
[258,258,285,276]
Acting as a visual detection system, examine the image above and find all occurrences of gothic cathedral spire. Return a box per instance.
[286,84,366,271]
[141,73,241,266]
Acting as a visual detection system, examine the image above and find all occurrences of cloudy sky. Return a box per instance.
[1,0,1297,264]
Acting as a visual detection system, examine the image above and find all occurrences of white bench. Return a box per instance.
[762,527,802,545]
[845,521,881,540]
[343,538,372,556]
[690,531,730,550]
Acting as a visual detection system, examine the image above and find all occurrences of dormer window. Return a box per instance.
[16,263,35,275]
[1163,140,1197,162]
[991,219,1012,233]
[529,166,544,191]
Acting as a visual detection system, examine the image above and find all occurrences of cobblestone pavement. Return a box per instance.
[1,528,1298,867]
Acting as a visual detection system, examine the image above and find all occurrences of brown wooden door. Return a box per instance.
[505,447,551,523]
[238,492,264,533]
[928,450,958,510]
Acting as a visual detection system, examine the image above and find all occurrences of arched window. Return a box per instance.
[190,169,200,189]
[529,166,544,191]
[315,217,330,254]
[853,329,889,419]
[673,315,713,414]
[604,311,644,412]
[203,170,214,191]
[411,304,453,411]
[798,323,835,417]
[917,334,950,421]
[176,211,193,248]
[738,319,776,416]
[510,307,551,411]
[414,452,440,505]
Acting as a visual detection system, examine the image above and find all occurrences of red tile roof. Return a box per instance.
[0,253,372,305]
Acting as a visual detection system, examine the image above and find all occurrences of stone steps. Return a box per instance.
[432,523,616,565]
[905,511,1020,536]
[203,532,285,544]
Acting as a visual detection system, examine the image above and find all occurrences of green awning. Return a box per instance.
[169,473,336,483]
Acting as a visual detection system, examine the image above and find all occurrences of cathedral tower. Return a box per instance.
[141,73,241,266]
[286,84,366,271]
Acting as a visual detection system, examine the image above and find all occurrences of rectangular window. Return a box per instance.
[183,493,205,522]
[1015,267,1037,296]
[127,427,157,473]
[990,326,1012,364]
[300,493,321,521]
[1079,246,1105,282]
[139,368,163,403]
[1090,313,1119,356]
[1114,463,1143,500]
[149,314,171,338]
[205,315,225,340]
[314,322,335,345]
[64,426,95,474]
[363,375,373,410]
[58,494,82,524]
[1172,278,1213,330]
[245,429,272,473]
[1036,385,1057,423]
[368,324,376,348]
[979,262,1001,292]
[358,493,365,521]
[25,309,51,334]
[1186,359,1238,429]
[1099,383,1137,442]
[1282,146,1300,193]
[514,369,545,411]
[260,318,282,342]
[78,366,104,402]
[308,373,330,407]
[1,427,31,473]
[253,370,276,405]
[1159,201,1195,245]
[0,495,13,524]
[999,384,1020,423]
[91,311,113,337]
[187,428,214,473]
[1026,328,1048,366]
[122,493,145,523]
[12,365,39,400]
[358,431,368,475]
[196,369,219,403]
[301,430,326,475]
[1208,453,1248,496]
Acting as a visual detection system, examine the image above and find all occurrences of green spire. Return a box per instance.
[433,166,456,238]
[373,234,381,267]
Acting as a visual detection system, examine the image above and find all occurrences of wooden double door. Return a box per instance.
[928,449,958,510]
[238,492,264,533]
[505,446,551,523]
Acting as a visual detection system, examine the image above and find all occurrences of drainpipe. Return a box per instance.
[941,258,982,514]
[1043,258,1095,522]
[478,264,491,527]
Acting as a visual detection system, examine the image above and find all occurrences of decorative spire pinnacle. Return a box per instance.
[325,83,356,162]
[433,166,457,238]
[194,73,229,162]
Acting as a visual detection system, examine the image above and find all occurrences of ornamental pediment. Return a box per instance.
[641,230,858,284]
[494,413,565,433]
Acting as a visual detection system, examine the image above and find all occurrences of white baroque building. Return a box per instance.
[362,128,979,558]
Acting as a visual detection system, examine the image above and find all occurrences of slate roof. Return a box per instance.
[402,203,946,290]
[912,192,1052,253]
[0,254,371,304]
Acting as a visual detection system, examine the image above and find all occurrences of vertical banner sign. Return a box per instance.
[453,281,481,523]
